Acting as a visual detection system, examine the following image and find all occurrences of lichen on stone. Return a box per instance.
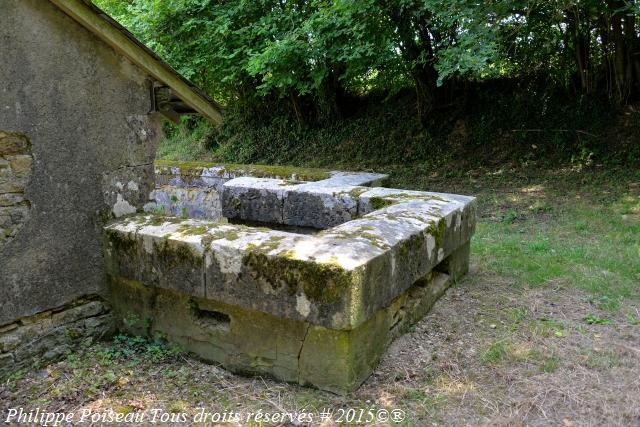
[426,218,446,249]
[178,224,208,235]
[329,227,390,250]
[105,228,137,254]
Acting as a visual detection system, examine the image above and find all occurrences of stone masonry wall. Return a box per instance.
[0,298,114,379]
[0,132,32,249]
[0,0,161,325]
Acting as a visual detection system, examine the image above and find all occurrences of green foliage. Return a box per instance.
[95,0,640,162]
[583,314,611,325]
[156,117,216,161]
[102,334,184,362]
[95,0,640,112]
[94,0,513,121]
[156,80,639,172]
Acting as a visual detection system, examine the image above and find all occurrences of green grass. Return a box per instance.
[471,182,640,309]
[538,354,561,373]
[156,120,216,162]
[481,339,512,364]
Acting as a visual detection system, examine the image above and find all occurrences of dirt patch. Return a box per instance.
[363,266,640,425]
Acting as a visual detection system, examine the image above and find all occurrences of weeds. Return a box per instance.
[101,334,184,362]
[481,339,512,364]
[583,314,611,325]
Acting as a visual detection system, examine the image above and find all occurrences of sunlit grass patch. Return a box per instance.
[472,188,640,308]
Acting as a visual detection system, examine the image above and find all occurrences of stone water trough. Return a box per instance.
[104,162,476,393]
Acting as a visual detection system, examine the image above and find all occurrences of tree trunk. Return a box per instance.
[414,69,437,124]
[597,14,613,96]
[388,3,438,124]
[624,3,640,98]
[609,0,630,102]
[567,7,592,94]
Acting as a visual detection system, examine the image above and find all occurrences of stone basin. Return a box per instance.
[104,163,476,393]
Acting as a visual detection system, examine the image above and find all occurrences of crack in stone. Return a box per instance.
[296,322,311,384]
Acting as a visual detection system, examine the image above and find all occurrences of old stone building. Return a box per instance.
[0,0,221,374]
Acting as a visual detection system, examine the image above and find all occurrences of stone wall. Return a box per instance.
[0,0,161,326]
[0,132,32,249]
[0,298,114,378]
[147,161,388,223]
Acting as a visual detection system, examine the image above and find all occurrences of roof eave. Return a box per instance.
[49,0,223,125]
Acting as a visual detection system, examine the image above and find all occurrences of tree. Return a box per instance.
[95,0,640,121]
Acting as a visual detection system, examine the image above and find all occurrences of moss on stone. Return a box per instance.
[148,216,167,226]
[178,224,208,235]
[427,218,446,249]
[207,226,250,242]
[398,233,425,259]
[345,187,368,202]
[242,251,351,304]
[366,192,448,215]
[153,238,203,267]
[97,208,114,224]
[279,249,297,259]
[382,193,447,202]
[330,228,389,250]
[278,180,303,186]
[259,235,286,251]
[155,160,331,182]
[105,228,137,255]
[223,231,240,241]
[368,196,394,210]
[142,214,184,227]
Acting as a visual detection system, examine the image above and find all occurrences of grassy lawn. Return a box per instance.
[1,166,639,426]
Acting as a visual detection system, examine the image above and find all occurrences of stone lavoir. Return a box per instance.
[103,162,476,393]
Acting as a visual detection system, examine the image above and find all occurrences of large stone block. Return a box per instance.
[221,177,289,224]
[104,219,206,297]
[7,155,33,177]
[0,193,25,206]
[150,186,222,220]
[109,271,450,394]
[283,186,359,229]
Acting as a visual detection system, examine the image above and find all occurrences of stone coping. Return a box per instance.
[154,160,388,187]
[105,181,475,331]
